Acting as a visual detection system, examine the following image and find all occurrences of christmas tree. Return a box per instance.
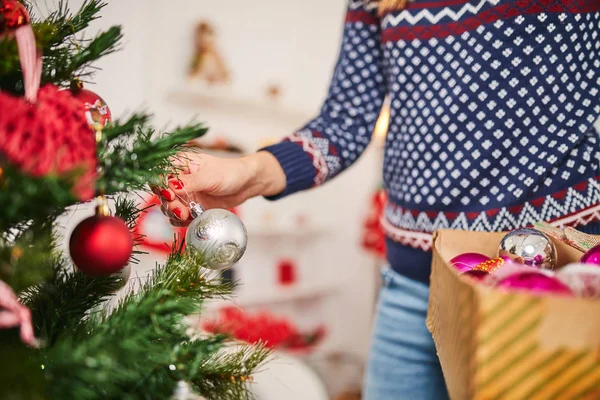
[0,1,268,399]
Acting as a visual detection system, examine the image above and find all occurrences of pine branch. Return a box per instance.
[44,1,106,39]
[0,1,116,93]
[113,196,150,263]
[40,242,267,399]
[0,224,56,293]
[102,113,150,142]
[0,165,79,234]
[191,343,271,400]
[21,263,118,346]
[99,123,208,194]
[65,26,123,80]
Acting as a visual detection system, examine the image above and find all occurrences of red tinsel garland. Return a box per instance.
[203,307,326,351]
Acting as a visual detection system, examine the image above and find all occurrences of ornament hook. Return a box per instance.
[189,201,205,218]
[165,174,207,217]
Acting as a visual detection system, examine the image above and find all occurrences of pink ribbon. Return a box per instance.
[0,280,39,348]
[14,24,42,103]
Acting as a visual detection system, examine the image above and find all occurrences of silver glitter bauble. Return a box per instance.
[185,202,247,270]
[498,227,557,270]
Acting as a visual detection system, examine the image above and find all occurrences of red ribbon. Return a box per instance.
[14,25,42,103]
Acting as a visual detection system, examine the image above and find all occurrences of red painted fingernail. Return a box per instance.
[169,179,184,190]
[160,189,173,201]
[173,208,182,219]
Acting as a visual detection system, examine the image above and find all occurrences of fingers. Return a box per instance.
[169,218,191,227]
[158,187,176,202]
[168,173,216,201]
[159,198,190,222]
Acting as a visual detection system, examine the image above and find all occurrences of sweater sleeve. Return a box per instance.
[261,0,387,199]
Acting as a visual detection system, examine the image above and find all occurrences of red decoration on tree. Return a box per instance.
[69,211,133,276]
[361,188,387,258]
[71,87,112,132]
[0,0,30,34]
[0,85,98,200]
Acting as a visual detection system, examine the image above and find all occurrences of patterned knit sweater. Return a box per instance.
[263,0,600,283]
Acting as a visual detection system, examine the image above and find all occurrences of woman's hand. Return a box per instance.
[153,151,286,226]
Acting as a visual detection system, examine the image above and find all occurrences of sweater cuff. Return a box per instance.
[260,141,317,200]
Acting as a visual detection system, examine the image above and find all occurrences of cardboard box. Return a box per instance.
[427,229,600,400]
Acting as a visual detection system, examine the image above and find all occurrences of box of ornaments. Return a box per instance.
[427,223,600,400]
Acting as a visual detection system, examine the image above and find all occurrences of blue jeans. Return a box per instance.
[364,267,450,400]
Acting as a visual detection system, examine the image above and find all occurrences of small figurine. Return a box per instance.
[189,21,230,84]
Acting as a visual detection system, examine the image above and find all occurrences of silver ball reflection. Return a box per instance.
[499,227,557,270]
[185,206,247,270]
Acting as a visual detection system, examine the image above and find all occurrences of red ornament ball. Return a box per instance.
[69,215,133,276]
[71,88,112,132]
[0,0,30,34]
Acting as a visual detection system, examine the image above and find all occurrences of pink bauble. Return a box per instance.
[496,269,572,295]
[557,263,600,298]
[450,253,490,273]
[484,264,535,286]
[580,244,600,266]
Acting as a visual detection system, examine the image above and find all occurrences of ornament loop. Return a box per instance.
[189,201,205,218]
[95,195,110,217]
[165,174,208,217]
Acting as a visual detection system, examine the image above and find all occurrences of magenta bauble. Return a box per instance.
[69,215,133,276]
[463,269,489,281]
[495,269,572,295]
[450,253,490,273]
[579,244,600,266]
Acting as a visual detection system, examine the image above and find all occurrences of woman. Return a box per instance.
[157,0,600,398]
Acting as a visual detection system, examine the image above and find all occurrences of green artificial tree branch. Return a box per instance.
[113,196,151,263]
[48,25,123,87]
[0,1,114,93]
[0,223,57,293]
[39,245,268,399]
[21,262,118,346]
[0,165,79,233]
[43,1,106,39]
[191,343,271,400]
[99,123,208,194]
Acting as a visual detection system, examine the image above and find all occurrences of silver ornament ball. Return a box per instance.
[186,203,247,270]
[499,227,557,270]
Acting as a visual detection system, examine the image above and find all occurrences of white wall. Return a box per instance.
[57,0,383,364]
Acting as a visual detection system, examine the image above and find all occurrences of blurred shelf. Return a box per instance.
[166,89,310,125]
[208,283,338,309]
[246,225,329,239]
